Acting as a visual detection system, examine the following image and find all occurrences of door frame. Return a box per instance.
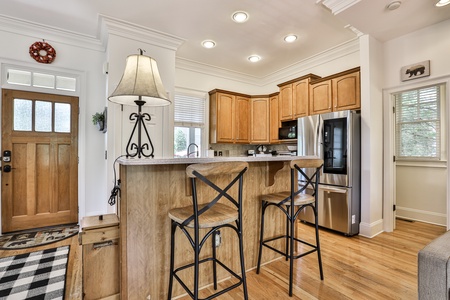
[0,61,86,234]
[383,75,450,232]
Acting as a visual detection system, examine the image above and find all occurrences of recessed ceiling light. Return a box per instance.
[284,35,297,43]
[232,11,249,23]
[436,0,450,6]
[248,55,261,63]
[386,0,401,10]
[201,40,216,49]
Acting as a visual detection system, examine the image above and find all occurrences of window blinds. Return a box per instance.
[394,84,441,159]
[174,94,205,126]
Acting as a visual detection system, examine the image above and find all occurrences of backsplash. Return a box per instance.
[209,143,295,157]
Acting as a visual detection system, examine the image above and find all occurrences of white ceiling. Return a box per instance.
[2,0,450,77]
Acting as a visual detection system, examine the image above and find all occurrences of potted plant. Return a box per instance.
[92,112,105,131]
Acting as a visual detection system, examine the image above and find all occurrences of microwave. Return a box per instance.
[279,125,297,139]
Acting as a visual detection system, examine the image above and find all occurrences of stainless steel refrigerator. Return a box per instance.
[297,110,361,236]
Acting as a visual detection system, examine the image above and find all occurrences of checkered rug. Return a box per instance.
[0,246,69,299]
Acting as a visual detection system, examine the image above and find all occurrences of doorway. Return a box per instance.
[383,77,450,232]
[1,89,79,233]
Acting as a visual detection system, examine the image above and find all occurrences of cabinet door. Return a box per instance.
[332,71,360,111]
[269,95,280,144]
[279,84,293,121]
[309,81,332,115]
[251,97,269,144]
[293,79,309,118]
[235,96,250,143]
[216,93,235,143]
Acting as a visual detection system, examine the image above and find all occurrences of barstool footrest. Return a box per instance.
[173,257,245,300]
[261,234,318,260]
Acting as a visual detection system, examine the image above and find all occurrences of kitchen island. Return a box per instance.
[118,156,306,299]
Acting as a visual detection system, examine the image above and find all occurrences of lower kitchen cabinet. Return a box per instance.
[79,214,120,300]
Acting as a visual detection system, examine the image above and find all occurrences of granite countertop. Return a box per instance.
[117,155,307,165]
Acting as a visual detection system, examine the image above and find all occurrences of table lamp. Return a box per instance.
[108,49,171,158]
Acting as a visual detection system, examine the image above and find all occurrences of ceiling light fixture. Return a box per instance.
[386,0,402,10]
[248,55,261,63]
[284,35,298,43]
[436,0,450,6]
[232,11,249,23]
[202,40,216,49]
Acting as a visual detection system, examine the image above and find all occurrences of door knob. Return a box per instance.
[2,165,12,172]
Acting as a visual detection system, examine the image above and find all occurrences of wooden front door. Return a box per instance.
[1,89,78,233]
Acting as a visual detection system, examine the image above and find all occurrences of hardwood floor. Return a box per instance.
[176,220,446,300]
[0,219,445,300]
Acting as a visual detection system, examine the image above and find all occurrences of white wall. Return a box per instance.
[0,15,108,227]
[382,19,450,228]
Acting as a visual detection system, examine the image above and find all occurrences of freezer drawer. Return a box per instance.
[299,185,359,236]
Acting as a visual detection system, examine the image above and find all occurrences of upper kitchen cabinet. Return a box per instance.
[278,74,321,121]
[332,68,360,111]
[269,93,280,144]
[309,80,332,115]
[209,90,250,144]
[310,67,360,115]
[250,96,270,144]
[235,96,251,143]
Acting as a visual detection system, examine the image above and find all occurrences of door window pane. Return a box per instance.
[56,76,76,91]
[13,99,32,131]
[33,73,55,89]
[7,69,31,86]
[35,101,52,132]
[55,103,71,133]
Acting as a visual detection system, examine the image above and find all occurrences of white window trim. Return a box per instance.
[1,63,80,97]
[387,76,448,167]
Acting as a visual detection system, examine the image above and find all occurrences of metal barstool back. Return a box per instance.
[168,161,249,300]
[256,158,324,297]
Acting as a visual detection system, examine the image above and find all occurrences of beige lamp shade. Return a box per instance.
[108,54,171,106]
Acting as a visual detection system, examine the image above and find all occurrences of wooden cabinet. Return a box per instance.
[293,78,311,118]
[250,97,269,144]
[235,96,250,143]
[279,84,293,121]
[310,67,360,115]
[332,69,360,111]
[209,90,250,144]
[278,74,321,120]
[79,214,120,300]
[269,94,280,144]
[309,80,332,115]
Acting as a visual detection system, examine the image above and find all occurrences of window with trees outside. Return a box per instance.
[174,94,206,158]
[394,84,443,160]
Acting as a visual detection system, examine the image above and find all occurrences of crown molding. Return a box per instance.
[100,15,184,52]
[0,14,104,52]
[177,38,360,87]
[176,57,262,86]
[319,0,362,15]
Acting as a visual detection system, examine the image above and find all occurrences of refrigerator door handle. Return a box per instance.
[319,185,347,194]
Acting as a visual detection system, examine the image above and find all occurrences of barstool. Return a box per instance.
[167,161,249,300]
[256,158,324,296]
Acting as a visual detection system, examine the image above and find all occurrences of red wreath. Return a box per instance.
[29,41,56,64]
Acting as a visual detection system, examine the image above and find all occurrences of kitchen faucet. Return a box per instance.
[187,143,199,158]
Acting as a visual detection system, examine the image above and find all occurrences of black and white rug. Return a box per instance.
[0,246,69,299]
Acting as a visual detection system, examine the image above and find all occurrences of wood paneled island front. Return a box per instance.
[118,156,304,299]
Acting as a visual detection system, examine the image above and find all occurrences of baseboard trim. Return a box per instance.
[396,206,446,226]
[359,219,384,238]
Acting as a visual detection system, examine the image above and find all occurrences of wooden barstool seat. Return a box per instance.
[168,203,238,228]
[256,158,324,297]
[167,161,249,300]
